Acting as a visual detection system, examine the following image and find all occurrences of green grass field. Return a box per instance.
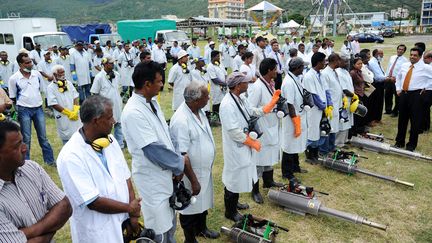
[27,35,432,242]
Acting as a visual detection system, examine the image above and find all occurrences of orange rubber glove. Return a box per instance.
[292,116,301,138]
[243,135,261,152]
[263,89,281,114]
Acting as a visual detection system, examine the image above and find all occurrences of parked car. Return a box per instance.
[353,33,384,43]
[382,29,395,38]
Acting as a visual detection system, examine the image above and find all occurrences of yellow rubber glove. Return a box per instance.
[263,90,281,114]
[324,106,333,119]
[243,135,261,152]
[352,94,359,102]
[0,113,6,121]
[61,108,73,119]
[350,99,359,113]
[69,105,80,121]
[342,96,349,109]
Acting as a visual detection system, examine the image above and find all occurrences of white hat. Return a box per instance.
[209,41,215,45]
[19,48,29,54]
[94,40,100,44]
[177,49,188,59]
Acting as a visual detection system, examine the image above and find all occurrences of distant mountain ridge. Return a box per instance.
[0,0,422,24]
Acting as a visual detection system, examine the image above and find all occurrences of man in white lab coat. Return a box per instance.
[281,58,308,181]
[0,51,14,90]
[207,50,227,125]
[47,65,81,144]
[55,47,73,83]
[57,95,142,243]
[219,37,231,71]
[170,82,220,243]
[168,50,192,111]
[29,43,43,65]
[151,40,168,91]
[191,58,211,115]
[303,52,329,162]
[118,43,135,97]
[70,41,92,104]
[247,58,284,204]
[90,56,124,149]
[122,61,200,242]
[319,53,342,155]
[220,72,281,221]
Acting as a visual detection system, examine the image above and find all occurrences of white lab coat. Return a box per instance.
[207,62,227,105]
[321,66,342,133]
[37,61,54,94]
[55,56,73,83]
[281,72,308,153]
[336,68,354,130]
[191,69,210,112]
[247,78,280,166]
[303,69,327,141]
[0,61,14,88]
[239,64,255,82]
[219,43,232,68]
[70,50,91,86]
[232,55,243,72]
[117,51,134,87]
[220,92,262,193]
[168,63,192,110]
[46,81,81,140]
[57,132,130,243]
[170,103,215,215]
[121,93,175,234]
[30,49,42,65]
[91,70,123,123]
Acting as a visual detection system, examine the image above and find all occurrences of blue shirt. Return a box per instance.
[368,57,386,82]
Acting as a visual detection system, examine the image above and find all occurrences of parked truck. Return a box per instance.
[60,23,122,44]
[117,19,190,56]
[0,17,72,59]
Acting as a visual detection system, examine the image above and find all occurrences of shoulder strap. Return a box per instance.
[229,92,250,123]
[287,72,303,95]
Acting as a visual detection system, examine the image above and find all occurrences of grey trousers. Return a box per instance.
[257,165,273,178]
[154,215,177,243]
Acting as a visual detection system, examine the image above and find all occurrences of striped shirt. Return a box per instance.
[0,160,65,243]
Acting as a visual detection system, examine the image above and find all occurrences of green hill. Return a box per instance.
[0,0,422,24]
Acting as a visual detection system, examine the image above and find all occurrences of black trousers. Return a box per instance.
[352,95,369,135]
[421,90,432,132]
[159,63,167,91]
[395,90,423,150]
[179,210,208,233]
[212,104,220,115]
[274,73,283,90]
[384,81,399,114]
[172,57,178,65]
[367,82,385,122]
[281,152,299,179]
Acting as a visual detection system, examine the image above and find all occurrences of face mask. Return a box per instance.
[377,56,383,62]
[23,68,32,73]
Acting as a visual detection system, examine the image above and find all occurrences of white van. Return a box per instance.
[0,18,72,59]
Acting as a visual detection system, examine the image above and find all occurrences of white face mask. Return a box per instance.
[377,56,383,62]
[23,67,32,73]
[57,76,66,81]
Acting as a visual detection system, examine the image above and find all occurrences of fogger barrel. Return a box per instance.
[318,157,414,187]
[220,227,272,243]
[268,190,387,231]
[350,136,432,162]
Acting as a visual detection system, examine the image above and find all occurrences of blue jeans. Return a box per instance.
[307,136,327,149]
[78,84,91,104]
[319,133,336,155]
[113,122,124,149]
[16,106,55,165]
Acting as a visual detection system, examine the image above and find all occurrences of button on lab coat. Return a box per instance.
[220,93,263,193]
[247,78,280,166]
[121,93,175,234]
[168,63,192,110]
[57,132,131,243]
[170,103,215,215]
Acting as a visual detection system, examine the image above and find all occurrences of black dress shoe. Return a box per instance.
[199,228,220,239]
[394,143,404,148]
[236,202,249,210]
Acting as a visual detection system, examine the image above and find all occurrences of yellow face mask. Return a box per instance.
[0,60,9,65]
[57,80,68,93]
[214,61,220,66]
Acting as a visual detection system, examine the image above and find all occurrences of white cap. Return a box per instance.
[209,41,215,45]
[177,49,188,59]
[94,40,100,44]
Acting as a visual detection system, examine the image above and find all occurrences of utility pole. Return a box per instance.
[398,2,403,32]
[332,0,338,36]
